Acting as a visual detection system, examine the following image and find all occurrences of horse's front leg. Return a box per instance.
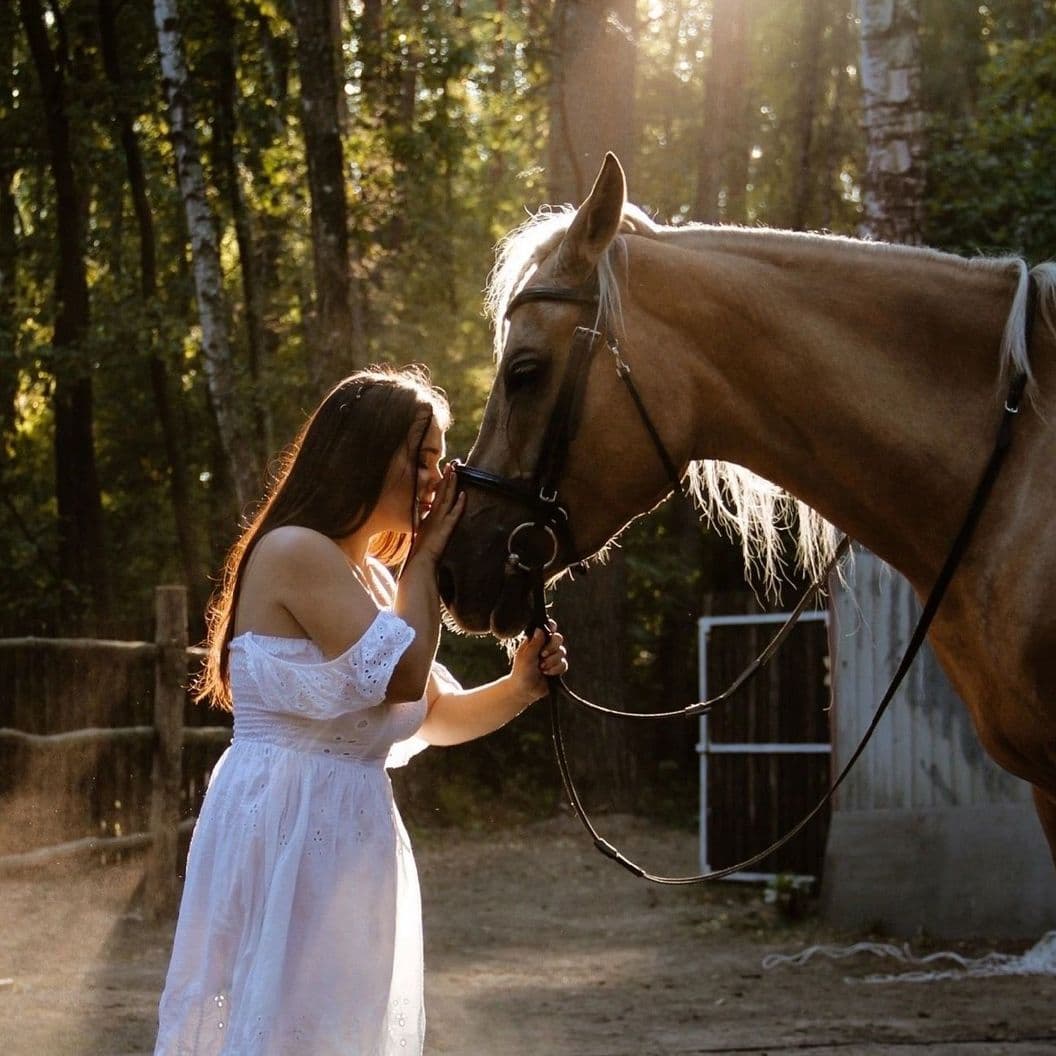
[1032,786,1056,872]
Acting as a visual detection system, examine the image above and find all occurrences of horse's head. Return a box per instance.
[439,155,687,637]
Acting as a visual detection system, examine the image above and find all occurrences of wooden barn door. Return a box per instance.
[697,608,832,881]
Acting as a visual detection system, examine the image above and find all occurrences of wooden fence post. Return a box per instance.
[145,585,188,918]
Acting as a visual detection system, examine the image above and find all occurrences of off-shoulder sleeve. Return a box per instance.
[384,660,463,769]
[240,612,416,719]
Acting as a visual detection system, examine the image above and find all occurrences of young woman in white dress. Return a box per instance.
[154,366,566,1055]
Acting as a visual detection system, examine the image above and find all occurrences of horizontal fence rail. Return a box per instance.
[0,586,227,916]
[0,725,230,749]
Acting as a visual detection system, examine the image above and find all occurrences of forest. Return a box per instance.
[3,0,1056,821]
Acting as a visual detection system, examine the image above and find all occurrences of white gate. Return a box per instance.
[697,610,830,882]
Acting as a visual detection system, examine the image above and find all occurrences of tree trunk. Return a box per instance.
[856,0,927,243]
[0,3,17,467]
[694,0,751,223]
[20,0,110,632]
[789,0,826,230]
[292,0,364,386]
[209,0,269,461]
[547,0,637,202]
[819,2,853,230]
[249,1,291,456]
[487,0,509,188]
[98,0,202,608]
[153,0,261,509]
[547,0,638,809]
[358,0,383,105]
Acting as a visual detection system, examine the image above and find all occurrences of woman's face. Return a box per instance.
[376,414,446,533]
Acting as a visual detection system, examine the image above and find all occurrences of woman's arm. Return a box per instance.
[385,467,464,701]
[419,626,567,746]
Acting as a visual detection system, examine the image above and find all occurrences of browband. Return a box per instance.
[505,282,599,319]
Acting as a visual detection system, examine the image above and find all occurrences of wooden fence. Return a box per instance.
[0,586,230,916]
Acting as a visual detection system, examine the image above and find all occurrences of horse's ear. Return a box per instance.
[557,153,626,279]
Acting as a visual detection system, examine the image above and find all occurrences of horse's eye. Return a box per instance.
[505,356,543,392]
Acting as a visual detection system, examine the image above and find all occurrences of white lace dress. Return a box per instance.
[155,610,450,1056]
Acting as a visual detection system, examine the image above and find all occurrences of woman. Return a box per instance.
[154,365,566,1055]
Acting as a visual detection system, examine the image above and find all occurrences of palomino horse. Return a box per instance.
[438,154,1056,867]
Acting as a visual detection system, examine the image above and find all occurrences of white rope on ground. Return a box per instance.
[761,930,1056,983]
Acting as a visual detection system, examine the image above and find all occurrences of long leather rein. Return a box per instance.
[453,273,1037,885]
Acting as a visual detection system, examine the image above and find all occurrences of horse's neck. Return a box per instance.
[632,229,1023,588]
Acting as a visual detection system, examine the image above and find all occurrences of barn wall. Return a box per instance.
[820,549,1056,938]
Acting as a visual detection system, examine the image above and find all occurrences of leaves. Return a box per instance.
[3,0,1053,641]
[926,30,1056,262]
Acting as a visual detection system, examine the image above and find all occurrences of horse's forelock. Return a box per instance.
[485,208,575,360]
[485,203,660,360]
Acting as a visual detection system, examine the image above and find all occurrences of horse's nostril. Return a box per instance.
[437,563,456,607]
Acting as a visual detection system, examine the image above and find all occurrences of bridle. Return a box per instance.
[453,271,1036,884]
[452,274,666,576]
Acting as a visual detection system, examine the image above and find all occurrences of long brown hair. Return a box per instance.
[195,365,450,710]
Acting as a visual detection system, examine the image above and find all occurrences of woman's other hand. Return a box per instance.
[411,465,465,566]
[511,619,568,703]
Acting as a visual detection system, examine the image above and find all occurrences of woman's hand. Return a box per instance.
[510,619,568,703]
[410,465,465,566]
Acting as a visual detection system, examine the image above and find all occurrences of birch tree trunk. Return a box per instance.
[153,0,260,509]
[547,0,638,808]
[856,0,926,243]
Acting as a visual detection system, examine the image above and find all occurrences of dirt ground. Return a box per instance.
[1,813,1054,1056]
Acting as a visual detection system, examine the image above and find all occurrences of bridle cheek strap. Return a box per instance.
[531,325,603,503]
[453,284,609,575]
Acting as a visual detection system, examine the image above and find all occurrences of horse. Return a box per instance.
[437,153,1056,868]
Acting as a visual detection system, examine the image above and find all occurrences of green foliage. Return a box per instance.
[748,0,862,231]
[926,29,1056,262]
[4,1,1054,819]
[635,0,862,233]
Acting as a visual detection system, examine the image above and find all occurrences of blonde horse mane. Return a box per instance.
[485,207,1053,593]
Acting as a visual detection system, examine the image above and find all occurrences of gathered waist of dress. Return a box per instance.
[232,706,387,767]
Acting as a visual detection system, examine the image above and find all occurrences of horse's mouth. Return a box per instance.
[488,573,533,639]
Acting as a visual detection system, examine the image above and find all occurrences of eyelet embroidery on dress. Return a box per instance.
[237,613,416,718]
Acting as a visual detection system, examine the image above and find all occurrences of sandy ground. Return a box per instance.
[1,813,1054,1056]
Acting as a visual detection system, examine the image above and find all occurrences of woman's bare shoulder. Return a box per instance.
[241,527,378,655]
[254,525,345,574]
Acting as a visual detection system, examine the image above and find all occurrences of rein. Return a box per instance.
[454,273,1037,885]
